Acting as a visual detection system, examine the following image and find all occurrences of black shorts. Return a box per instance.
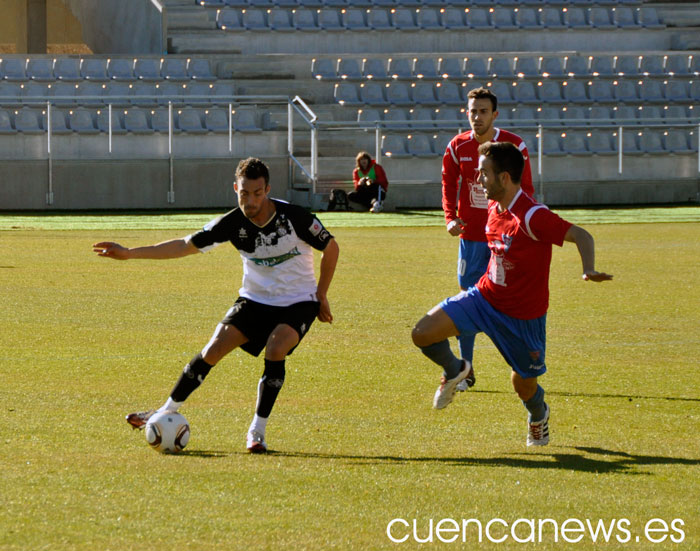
[221,297,320,357]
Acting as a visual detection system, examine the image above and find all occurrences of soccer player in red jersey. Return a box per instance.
[442,88,535,393]
[414,142,612,446]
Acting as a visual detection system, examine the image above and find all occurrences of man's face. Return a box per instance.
[234,176,270,220]
[467,97,498,137]
[477,155,506,201]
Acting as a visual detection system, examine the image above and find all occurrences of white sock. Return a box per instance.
[158,398,183,413]
[248,414,268,435]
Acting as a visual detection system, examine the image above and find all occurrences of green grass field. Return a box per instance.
[1,209,699,550]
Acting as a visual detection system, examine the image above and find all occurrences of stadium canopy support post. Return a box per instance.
[537,124,544,202]
[618,126,623,175]
[375,124,381,163]
[46,101,53,206]
[167,102,175,204]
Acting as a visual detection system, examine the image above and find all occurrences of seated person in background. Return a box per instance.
[349,151,389,213]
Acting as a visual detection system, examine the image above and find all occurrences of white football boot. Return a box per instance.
[246,430,268,454]
[433,361,471,409]
[526,404,550,447]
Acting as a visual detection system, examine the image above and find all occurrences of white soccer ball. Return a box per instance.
[144,411,190,454]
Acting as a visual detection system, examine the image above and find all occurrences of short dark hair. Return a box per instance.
[235,157,270,184]
[355,151,372,168]
[477,141,524,184]
[467,87,498,112]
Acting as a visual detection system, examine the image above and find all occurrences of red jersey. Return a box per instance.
[442,128,534,242]
[476,190,572,320]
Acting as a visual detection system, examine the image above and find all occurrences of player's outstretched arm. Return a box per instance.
[316,238,339,323]
[92,238,199,261]
[564,225,613,282]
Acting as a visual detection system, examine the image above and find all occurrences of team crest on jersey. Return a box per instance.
[239,228,248,240]
[309,219,324,236]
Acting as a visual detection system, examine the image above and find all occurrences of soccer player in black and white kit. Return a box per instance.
[93,158,339,453]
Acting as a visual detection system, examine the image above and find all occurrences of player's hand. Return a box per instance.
[317,294,333,323]
[582,271,613,282]
[93,241,130,260]
[447,218,465,236]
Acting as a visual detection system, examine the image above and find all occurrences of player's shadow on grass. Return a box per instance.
[473,389,700,403]
[269,447,700,475]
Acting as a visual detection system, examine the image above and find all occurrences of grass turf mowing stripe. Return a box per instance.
[0,206,699,231]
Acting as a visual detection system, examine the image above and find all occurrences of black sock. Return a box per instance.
[255,359,286,418]
[170,353,214,403]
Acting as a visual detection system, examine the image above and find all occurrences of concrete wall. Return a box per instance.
[0,0,83,51]
[61,0,165,54]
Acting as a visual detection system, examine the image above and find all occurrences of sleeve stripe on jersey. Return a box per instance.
[447,142,458,165]
[524,205,548,241]
[518,141,526,152]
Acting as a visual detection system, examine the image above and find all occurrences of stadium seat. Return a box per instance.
[589,7,614,29]
[639,7,664,29]
[103,82,133,107]
[15,107,43,133]
[0,82,21,106]
[132,59,162,84]
[53,59,82,82]
[413,58,439,80]
[637,105,663,124]
[20,82,49,105]
[664,129,691,153]
[1,58,27,81]
[218,9,243,30]
[516,8,540,30]
[538,80,565,103]
[664,105,689,124]
[385,82,412,105]
[242,9,268,31]
[664,80,689,102]
[615,55,640,77]
[80,58,109,81]
[541,8,566,29]
[187,59,215,81]
[588,129,617,154]
[687,81,700,103]
[293,9,319,31]
[388,58,413,80]
[418,8,442,30]
[130,82,157,107]
[562,80,588,103]
[319,9,343,30]
[204,108,229,133]
[565,55,589,77]
[492,8,517,29]
[442,8,468,29]
[511,106,537,125]
[409,107,435,129]
[435,81,464,104]
[438,57,464,79]
[411,82,438,105]
[156,81,185,106]
[539,56,565,78]
[537,106,562,126]
[384,107,409,127]
[344,9,369,30]
[177,108,206,133]
[614,79,639,102]
[613,7,637,28]
[589,80,615,103]
[565,8,590,29]
[590,55,615,77]
[514,56,540,78]
[434,131,457,155]
[541,131,564,155]
[69,108,99,134]
[186,81,213,106]
[337,58,362,81]
[639,55,665,77]
[27,58,56,81]
[434,107,463,126]
[489,81,514,104]
[311,58,337,81]
[393,8,419,30]
[211,81,235,103]
[620,129,641,154]
[357,107,382,125]
[381,134,409,157]
[513,81,538,104]
[359,82,387,105]
[269,10,294,31]
[124,108,154,134]
[407,134,435,157]
[490,57,514,79]
[371,0,396,7]
[362,58,389,80]
[614,104,638,124]
[664,54,691,77]
[107,59,135,81]
[149,108,176,133]
[588,105,612,127]
[561,131,588,155]
[638,129,665,153]
[562,106,588,127]
[639,80,665,103]
[75,81,104,106]
[368,9,392,30]
[467,8,491,29]
[162,58,190,81]
[50,82,78,106]
[0,109,14,133]
[44,109,74,135]
[463,57,488,79]
[518,131,538,154]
